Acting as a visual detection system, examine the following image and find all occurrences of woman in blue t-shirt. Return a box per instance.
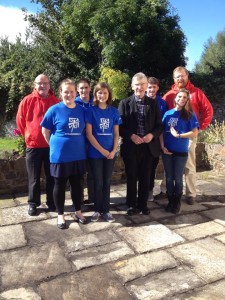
[160,88,199,214]
[85,82,122,222]
[41,79,87,229]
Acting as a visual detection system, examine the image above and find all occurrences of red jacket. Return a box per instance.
[163,80,213,130]
[16,89,59,148]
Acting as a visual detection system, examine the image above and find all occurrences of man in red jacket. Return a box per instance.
[16,74,59,216]
[155,66,213,205]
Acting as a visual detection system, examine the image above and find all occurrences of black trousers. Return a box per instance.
[149,156,160,191]
[26,148,54,207]
[53,174,83,215]
[123,144,154,210]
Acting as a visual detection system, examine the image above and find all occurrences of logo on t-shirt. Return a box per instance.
[68,117,79,131]
[168,117,178,127]
[99,118,109,132]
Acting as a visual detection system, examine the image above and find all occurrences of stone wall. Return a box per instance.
[0,142,224,196]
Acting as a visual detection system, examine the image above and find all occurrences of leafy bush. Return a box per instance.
[15,135,26,156]
[198,120,225,145]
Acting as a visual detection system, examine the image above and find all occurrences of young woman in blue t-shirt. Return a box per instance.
[85,82,122,222]
[160,88,199,214]
[41,79,87,229]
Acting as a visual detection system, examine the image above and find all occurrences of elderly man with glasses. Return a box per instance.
[16,74,59,216]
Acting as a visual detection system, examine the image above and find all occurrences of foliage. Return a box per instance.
[193,30,225,103]
[0,35,58,121]
[14,135,26,156]
[27,0,186,78]
[1,0,187,133]
[198,121,225,145]
[195,30,225,76]
[100,67,130,101]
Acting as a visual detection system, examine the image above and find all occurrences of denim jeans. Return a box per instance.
[162,153,188,197]
[89,158,115,213]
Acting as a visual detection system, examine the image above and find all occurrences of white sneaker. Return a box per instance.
[148,190,154,201]
[91,212,101,222]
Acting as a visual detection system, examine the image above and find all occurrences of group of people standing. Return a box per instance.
[16,66,213,229]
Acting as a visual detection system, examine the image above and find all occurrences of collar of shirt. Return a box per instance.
[135,96,145,102]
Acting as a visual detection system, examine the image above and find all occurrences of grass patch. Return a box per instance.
[0,137,17,152]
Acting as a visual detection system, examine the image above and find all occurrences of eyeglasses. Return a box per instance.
[174,75,187,79]
[35,82,50,85]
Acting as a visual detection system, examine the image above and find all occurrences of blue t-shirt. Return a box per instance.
[41,102,86,163]
[75,95,94,109]
[156,94,168,118]
[85,105,122,158]
[162,109,199,153]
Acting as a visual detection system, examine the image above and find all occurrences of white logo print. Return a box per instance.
[168,117,178,127]
[99,118,109,132]
[68,118,79,131]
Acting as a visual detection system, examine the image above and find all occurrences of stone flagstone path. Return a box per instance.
[1,170,225,299]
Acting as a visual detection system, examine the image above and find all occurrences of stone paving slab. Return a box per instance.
[0,242,71,289]
[64,230,120,252]
[201,206,225,226]
[215,232,225,244]
[24,218,83,246]
[116,221,184,253]
[38,265,133,300]
[0,205,48,225]
[126,266,203,300]
[0,224,26,250]
[160,213,209,229]
[174,220,225,240]
[0,287,41,300]
[170,279,225,299]
[1,171,225,299]
[0,198,16,208]
[197,179,225,195]
[110,250,177,283]
[169,237,225,283]
[69,241,134,270]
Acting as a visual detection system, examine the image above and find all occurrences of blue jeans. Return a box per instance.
[89,158,115,213]
[162,153,188,197]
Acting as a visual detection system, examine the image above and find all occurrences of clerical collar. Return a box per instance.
[135,96,144,102]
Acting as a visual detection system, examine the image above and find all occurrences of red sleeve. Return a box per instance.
[16,98,27,136]
[197,90,213,130]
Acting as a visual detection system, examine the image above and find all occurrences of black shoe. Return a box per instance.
[75,213,87,224]
[57,222,67,230]
[127,207,138,216]
[28,205,37,216]
[140,207,150,215]
[171,202,181,214]
[154,191,167,200]
[165,203,173,212]
[186,196,195,205]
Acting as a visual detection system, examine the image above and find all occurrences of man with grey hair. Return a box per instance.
[16,74,59,216]
[118,72,163,215]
